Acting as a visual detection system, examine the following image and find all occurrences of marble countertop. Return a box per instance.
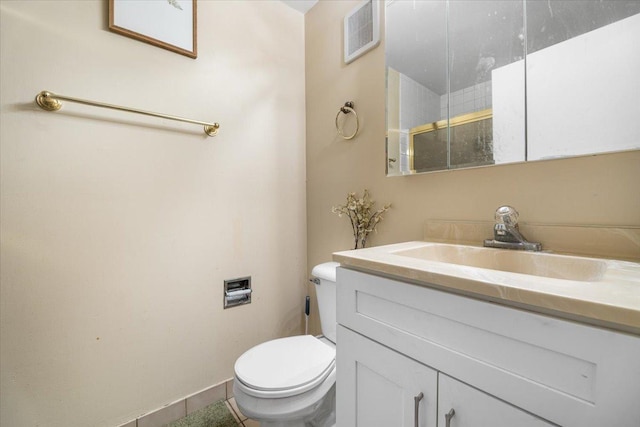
[333,241,640,335]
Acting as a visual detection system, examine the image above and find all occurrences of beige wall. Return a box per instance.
[2,0,639,424]
[0,1,306,426]
[305,1,640,333]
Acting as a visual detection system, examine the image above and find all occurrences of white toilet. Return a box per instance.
[233,262,339,427]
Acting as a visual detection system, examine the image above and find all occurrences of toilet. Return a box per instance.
[233,262,339,427]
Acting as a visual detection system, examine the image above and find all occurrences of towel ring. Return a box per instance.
[335,101,359,140]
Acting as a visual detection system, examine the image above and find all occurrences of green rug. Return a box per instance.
[169,400,239,427]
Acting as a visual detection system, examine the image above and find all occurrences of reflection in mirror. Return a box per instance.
[448,0,525,169]
[410,111,495,172]
[386,0,446,173]
[525,2,640,161]
[386,0,640,176]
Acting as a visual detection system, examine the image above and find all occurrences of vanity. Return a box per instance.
[333,242,640,426]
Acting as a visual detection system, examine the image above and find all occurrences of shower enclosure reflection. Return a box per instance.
[386,0,640,176]
[409,110,494,172]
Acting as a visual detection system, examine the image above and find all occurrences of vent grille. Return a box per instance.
[347,1,373,56]
[344,0,380,64]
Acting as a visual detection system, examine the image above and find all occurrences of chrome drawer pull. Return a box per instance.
[414,392,424,427]
[445,408,456,427]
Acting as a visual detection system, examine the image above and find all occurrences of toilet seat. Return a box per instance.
[234,335,336,399]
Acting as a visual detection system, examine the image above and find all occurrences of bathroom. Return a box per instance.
[0,1,638,426]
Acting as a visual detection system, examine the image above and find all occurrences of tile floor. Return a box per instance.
[225,397,259,427]
[119,380,259,427]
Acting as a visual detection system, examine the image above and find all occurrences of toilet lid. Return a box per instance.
[234,335,335,397]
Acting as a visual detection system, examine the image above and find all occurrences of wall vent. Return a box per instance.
[344,0,380,64]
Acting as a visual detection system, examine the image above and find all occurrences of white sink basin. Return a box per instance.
[392,244,608,282]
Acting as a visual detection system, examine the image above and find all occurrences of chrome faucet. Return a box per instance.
[483,206,542,251]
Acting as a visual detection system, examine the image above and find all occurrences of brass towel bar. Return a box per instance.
[35,90,220,137]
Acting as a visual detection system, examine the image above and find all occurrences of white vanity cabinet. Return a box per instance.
[338,326,550,427]
[335,267,640,427]
[338,326,437,427]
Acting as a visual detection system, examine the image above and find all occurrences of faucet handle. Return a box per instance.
[495,206,519,226]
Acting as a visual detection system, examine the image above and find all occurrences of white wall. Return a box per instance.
[0,1,306,426]
[492,60,526,164]
[527,12,640,160]
[492,12,640,162]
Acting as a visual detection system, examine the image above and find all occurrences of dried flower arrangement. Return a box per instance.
[331,189,391,250]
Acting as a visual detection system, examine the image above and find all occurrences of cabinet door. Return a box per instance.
[438,374,554,427]
[337,326,437,427]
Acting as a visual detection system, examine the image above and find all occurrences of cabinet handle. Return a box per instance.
[414,392,424,427]
[444,408,455,427]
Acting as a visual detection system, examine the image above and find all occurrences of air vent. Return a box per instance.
[344,0,380,64]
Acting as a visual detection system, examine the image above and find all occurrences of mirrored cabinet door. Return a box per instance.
[448,0,526,170]
[525,1,640,161]
[385,0,640,177]
[386,0,447,175]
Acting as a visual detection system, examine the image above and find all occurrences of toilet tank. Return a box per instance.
[311,262,339,343]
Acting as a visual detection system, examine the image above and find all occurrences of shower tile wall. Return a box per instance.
[399,74,440,129]
[441,81,492,118]
[397,72,492,173]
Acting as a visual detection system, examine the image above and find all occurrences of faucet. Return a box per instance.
[483,206,542,251]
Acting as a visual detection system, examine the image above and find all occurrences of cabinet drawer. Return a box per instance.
[438,374,553,427]
[336,267,640,426]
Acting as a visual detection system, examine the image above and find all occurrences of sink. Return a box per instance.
[334,241,640,333]
[392,244,608,282]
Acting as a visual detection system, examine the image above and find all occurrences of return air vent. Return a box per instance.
[344,0,380,64]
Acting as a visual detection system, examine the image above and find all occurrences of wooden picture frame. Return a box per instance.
[109,0,197,59]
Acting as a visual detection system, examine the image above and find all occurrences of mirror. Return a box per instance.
[386,0,640,176]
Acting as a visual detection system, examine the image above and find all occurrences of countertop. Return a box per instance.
[333,241,640,335]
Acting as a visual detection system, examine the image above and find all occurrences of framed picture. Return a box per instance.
[109,0,197,59]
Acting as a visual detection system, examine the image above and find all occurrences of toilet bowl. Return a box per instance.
[233,262,339,427]
[233,336,336,426]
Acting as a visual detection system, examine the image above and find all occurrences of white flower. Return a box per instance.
[331,189,391,249]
